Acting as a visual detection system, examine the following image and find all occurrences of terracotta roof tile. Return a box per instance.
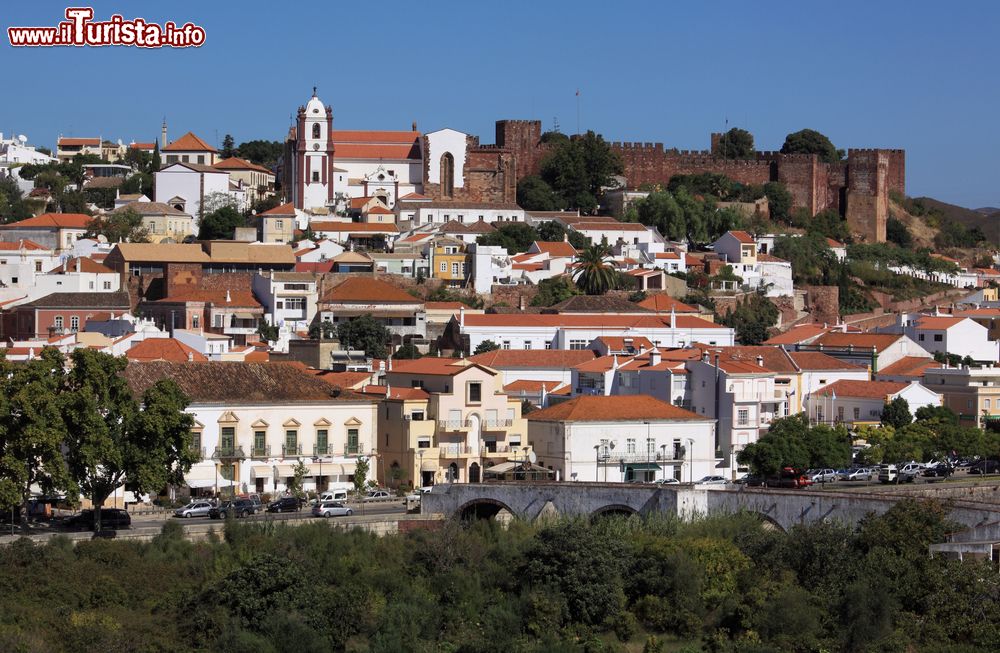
[469,349,598,368]
[386,358,494,377]
[0,213,92,229]
[360,384,430,400]
[789,351,866,371]
[637,294,699,313]
[310,221,399,233]
[320,277,420,304]
[503,380,570,395]
[461,314,726,329]
[728,230,756,244]
[52,257,115,274]
[58,137,100,146]
[764,324,830,345]
[913,316,965,329]
[527,395,705,422]
[260,202,296,216]
[162,132,217,152]
[531,241,577,257]
[812,379,910,399]
[213,157,273,174]
[126,338,208,362]
[0,239,47,251]
[815,332,905,352]
[877,356,943,378]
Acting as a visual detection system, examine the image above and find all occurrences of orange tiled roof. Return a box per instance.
[461,314,726,329]
[320,277,420,304]
[387,358,490,377]
[129,142,156,150]
[815,332,905,352]
[789,351,866,371]
[469,349,599,369]
[53,257,115,274]
[162,132,217,152]
[126,338,207,362]
[878,356,942,378]
[332,130,421,143]
[637,294,698,313]
[58,137,100,146]
[528,395,705,422]
[956,308,1000,318]
[532,241,577,257]
[310,222,399,233]
[260,202,296,216]
[728,230,756,244]
[0,239,47,251]
[592,336,654,351]
[826,237,845,248]
[360,384,430,400]
[914,316,965,330]
[572,221,649,232]
[367,206,394,215]
[764,323,831,345]
[213,157,273,174]
[305,370,373,389]
[697,345,798,373]
[1,213,92,229]
[813,379,911,399]
[425,301,465,310]
[503,380,570,395]
[334,144,420,160]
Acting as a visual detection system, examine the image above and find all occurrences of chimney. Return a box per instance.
[649,348,661,366]
[225,289,231,303]
[518,294,525,311]
[187,351,194,362]
[670,307,676,329]
[756,355,764,368]
[411,121,417,132]
[702,351,709,362]
[459,305,465,327]
[75,257,80,273]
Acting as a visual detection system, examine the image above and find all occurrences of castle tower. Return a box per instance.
[291,88,335,210]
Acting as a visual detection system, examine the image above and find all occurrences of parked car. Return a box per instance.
[364,490,392,501]
[841,467,875,481]
[768,468,813,489]
[65,508,131,530]
[174,501,213,519]
[210,499,258,519]
[898,463,924,482]
[922,463,954,479]
[806,468,839,483]
[969,459,1000,475]
[318,490,349,503]
[267,496,302,512]
[879,463,921,483]
[694,476,728,485]
[312,501,353,518]
[244,494,263,512]
[654,478,681,485]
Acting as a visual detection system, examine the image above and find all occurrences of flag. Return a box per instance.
[831,390,837,401]
[575,89,580,97]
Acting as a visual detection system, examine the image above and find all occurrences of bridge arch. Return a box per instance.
[743,510,786,532]
[457,498,517,521]
[591,504,639,518]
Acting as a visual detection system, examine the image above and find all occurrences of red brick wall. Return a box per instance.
[422,135,515,203]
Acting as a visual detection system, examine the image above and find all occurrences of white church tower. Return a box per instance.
[291,88,334,211]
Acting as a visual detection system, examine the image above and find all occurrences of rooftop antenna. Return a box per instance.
[553,117,560,134]
[575,89,581,135]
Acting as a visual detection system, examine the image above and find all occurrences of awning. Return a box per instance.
[251,465,272,479]
[184,464,216,483]
[186,479,216,488]
[420,461,438,472]
[334,310,416,318]
[274,464,295,477]
[485,462,516,474]
[625,463,661,471]
[234,312,256,320]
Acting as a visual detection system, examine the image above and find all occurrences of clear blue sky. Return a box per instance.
[3,1,998,209]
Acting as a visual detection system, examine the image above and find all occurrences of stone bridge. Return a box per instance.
[421,482,1000,532]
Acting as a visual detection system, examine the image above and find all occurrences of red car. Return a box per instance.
[768,467,814,488]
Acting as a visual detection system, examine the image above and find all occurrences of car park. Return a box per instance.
[841,467,875,481]
[969,459,1000,475]
[267,496,302,512]
[806,468,839,483]
[174,501,213,518]
[312,501,353,518]
[318,490,349,503]
[922,463,953,479]
[65,508,131,530]
[363,490,392,501]
[210,499,258,519]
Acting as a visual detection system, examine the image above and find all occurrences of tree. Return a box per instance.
[236,140,283,168]
[151,141,161,171]
[337,314,390,359]
[256,320,279,343]
[86,208,150,243]
[201,191,239,217]
[394,342,422,359]
[774,233,837,285]
[199,206,245,240]
[120,172,153,199]
[763,181,793,222]
[63,350,196,531]
[572,240,616,295]
[353,457,370,496]
[715,128,754,159]
[738,414,851,477]
[476,222,540,254]
[886,216,913,248]
[473,340,500,355]
[288,460,307,499]
[717,292,778,345]
[531,276,579,307]
[517,176,564,211]
[780,129,842,164]
[0,175,33,224]
[539,130,622,213]
[881,397,912,428]
[0,348,75,531]
[221,134,236,159]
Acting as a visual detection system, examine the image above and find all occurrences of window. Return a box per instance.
[919,334,925,342]
[626,438,636,454]
[569,339,588,350]
[417,437,431,449]
[347,428,359,454]
[523,342,532,350]
[440,152,454,198]
[316,429,328,453]
[190,431,201,453]
[451,262,459,275]
[70,316,79,331]
[933,334,943,342]
[275,219,283,230]
[312,171,320,183]
[312,123,321,139]
[285,429,297,453]
[440,262,447,272]
[853,407,860,420]
[410,410,425,421]
[34,261,41,272]
[284,297,305,311]
[53,316,63,329]
[103,281,111,290]
[197,155,205,164]
[502,341,511,350]
[545,341,552,349]
[253,430,266,454]
[737,409,749,426]
[468,382,482,403]
[986,399,992,410]
[410,380,424,389]
[837,406,845,422]
[192,315,199,329]
[221,427,235,452]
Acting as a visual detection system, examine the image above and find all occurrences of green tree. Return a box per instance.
[531,276,579,306]
[476,222,540,253]
[120,171,154,199]
[780,129,843,164]
[763,181,793,222]
[337,314,390,359]
[473,340,500,355]
[236,140,283,168]
[151,141,161,171]
[517,175,564,211]
[881,397,912,428]
[394,342,422,359]
[715,127,755,159]
[63,350,196,531]
[288,460,307,499]
[809,208,851,242]
[221,134,236,159]
[539,130,622,213]
[738,414,851,476]
[914,404,958,425]
[717,292,778,345]
[0,348,75,531]
[886,216,913,248]
[256,320,279,343]
[353,457,370,495]
[537,220,589,248]
[573,240,616,295]
[86,208,150,243]
[198,206,245,240]
[0,175,33,224]
[773,233,837,285]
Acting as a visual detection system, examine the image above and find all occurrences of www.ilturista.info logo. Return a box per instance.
[7,7,206,48]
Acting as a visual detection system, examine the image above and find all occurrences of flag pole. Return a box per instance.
[576,89,581,135]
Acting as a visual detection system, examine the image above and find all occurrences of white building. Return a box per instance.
[468,348,600,387]
[122,361,378,496]
[527,395,718,483]
[898,314,999,363]
[467,242,512,293]
[0,132,57,194]
[251,271,318,332]
[154,162,231,222]
[809,379,942,426]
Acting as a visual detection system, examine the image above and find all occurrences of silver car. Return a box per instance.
[695,475,728,485]
[312,501,353,518]
[174,500,213,518]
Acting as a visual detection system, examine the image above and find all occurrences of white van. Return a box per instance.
[319,490,348,503]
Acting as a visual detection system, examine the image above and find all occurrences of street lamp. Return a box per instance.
[593,444,600,483]
[687,438,695,484]
[660,444,667,482]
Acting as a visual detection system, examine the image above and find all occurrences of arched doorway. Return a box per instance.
[440,152,454,198]
[469,462,481,483]
[447,462,460,483]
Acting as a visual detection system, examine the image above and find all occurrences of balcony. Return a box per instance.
[441,419,472,430]
[483,419,514,429]
[314,443,331,456]
[345,444,360,456]
[438,443,473,457]
[611,452,684,464]
[190,446,206,462]
[251,445,270,459]
[282,443,302,457]
[212,446,246,460]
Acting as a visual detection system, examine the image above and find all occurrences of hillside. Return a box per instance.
[913,196,1000,239]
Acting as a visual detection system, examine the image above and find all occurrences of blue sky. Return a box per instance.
[2,1,998,209]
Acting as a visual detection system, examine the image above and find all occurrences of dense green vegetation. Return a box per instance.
[714,127,754,160]
[517,130,623,214]
[477,221,589,254]
[0,500,994,653]
[890,192,989,249]
[716,292,779,345]
[780,129,844,164]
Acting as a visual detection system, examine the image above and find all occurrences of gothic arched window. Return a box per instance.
[312,123,321,139]
[440,152,454,198]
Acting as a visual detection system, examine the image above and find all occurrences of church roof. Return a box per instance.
[163,132,216,152]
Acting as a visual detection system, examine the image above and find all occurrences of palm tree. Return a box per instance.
[573,240,616,295]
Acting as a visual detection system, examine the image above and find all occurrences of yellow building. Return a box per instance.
[374,358,530,488]
[924,366,1000,428]
[257,202,296,244]
[213,157,276,206]
[431,237,469,287]
[116,201,195,243]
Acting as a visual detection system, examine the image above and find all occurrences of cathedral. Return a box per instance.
[281,90,517,215]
